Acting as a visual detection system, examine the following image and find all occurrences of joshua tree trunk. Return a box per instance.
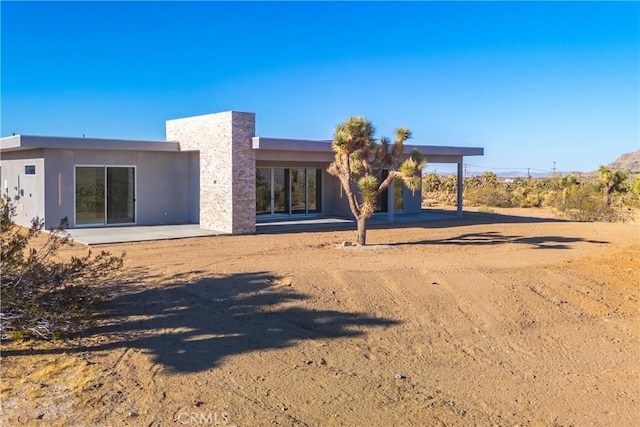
[356,217,367,246]
[604,189,613,206]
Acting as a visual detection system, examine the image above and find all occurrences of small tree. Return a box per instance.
[560,174,579,187]
[327,116,425,245]
[1,194,125,340]
[598,166,628,206]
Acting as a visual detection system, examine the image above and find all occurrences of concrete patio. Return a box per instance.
[66,211,459,245]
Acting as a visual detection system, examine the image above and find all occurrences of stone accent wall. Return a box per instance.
[166,111,256,234]
[230,113,257,234]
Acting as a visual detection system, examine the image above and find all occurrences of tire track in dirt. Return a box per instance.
[315,268,494,424]
[411,268,541,423]
[285,268,483,425]
[479,266,639,427]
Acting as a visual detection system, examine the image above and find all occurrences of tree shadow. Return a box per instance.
[390,231,609,249]
[255,209,570,235]
[3,271,399,373]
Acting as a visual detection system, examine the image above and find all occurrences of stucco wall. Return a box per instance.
[324,172,352,217]
[136,151,192,225]
[402,177,423,214]
[43,149,74,229]
[166,111,256,234]
[41,148,193,228]
[0,150,45,227]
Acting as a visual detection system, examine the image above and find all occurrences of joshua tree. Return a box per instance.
[480,171,498,187]
[598,166,628,206]
[327,116,425,245]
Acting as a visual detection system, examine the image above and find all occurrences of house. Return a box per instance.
[0,111,483,233]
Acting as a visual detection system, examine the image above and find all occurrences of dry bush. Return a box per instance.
[1,195,125,340]
[551,186,619,222]
[464,186,515,208]
[421,172,634,222]
[511,186,544,208]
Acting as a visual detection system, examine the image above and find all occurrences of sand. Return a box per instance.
[1,208,638,426]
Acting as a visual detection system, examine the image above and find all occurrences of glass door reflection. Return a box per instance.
[256,167,321,216]
[273,168,288,214]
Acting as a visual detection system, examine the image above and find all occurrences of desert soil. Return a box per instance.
[1,208,638,426]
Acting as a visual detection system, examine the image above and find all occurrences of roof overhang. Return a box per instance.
[252,137,483,164]
[0,135,181,153]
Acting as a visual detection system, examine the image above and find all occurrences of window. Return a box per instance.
[25,165,36,175]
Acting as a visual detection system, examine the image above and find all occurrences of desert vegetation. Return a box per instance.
[2,211,637,426]
[0,195,125,340]
[328,116,425,244]
[423,167,639,222]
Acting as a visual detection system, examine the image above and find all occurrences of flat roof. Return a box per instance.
[252,137,484,158]
[1,134,484,160]
[0,135,181,153]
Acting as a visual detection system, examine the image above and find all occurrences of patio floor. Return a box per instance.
[66,211,459,245]
[66,224,228,245]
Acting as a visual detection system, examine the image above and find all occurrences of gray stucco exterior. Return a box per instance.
[1,145,193,229]
[1,110,484,233]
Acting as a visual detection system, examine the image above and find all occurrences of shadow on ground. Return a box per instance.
[256,209,570,235]
[390,231,609,249]
[3,271,399,373]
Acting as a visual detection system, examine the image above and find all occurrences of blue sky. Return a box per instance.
[1,1,638,174]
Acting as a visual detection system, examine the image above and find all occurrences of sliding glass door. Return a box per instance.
[273,168,288,215]
[106,167,136,224]
[290,168,306,214]
[75,167,106,225]
[76,166,135,226]
[256,168,322,216]
[256,168,272,215]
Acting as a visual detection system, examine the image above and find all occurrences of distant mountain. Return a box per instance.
[606,150,640,173]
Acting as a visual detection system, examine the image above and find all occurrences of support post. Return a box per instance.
[387,180,395,223]
[457,161,463,218]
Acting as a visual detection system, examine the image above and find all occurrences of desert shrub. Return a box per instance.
[552,185,618,222]
[632,175,640,198]
[441,175,458,194]
[1,195,125,340]
[422,173,442,192]
[464,176,483,189]
[621,176,640,208]
[465,185,515,208]
[480,172,498,186]
[422,174,459,206]
[424,172,637,218]
[560,174,579,188]
[511,186,544,208]
[542,190,561,207]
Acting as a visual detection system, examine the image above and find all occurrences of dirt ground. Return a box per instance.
[1,208,638,426]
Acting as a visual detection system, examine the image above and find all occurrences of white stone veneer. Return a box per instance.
[166,111,256,234]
